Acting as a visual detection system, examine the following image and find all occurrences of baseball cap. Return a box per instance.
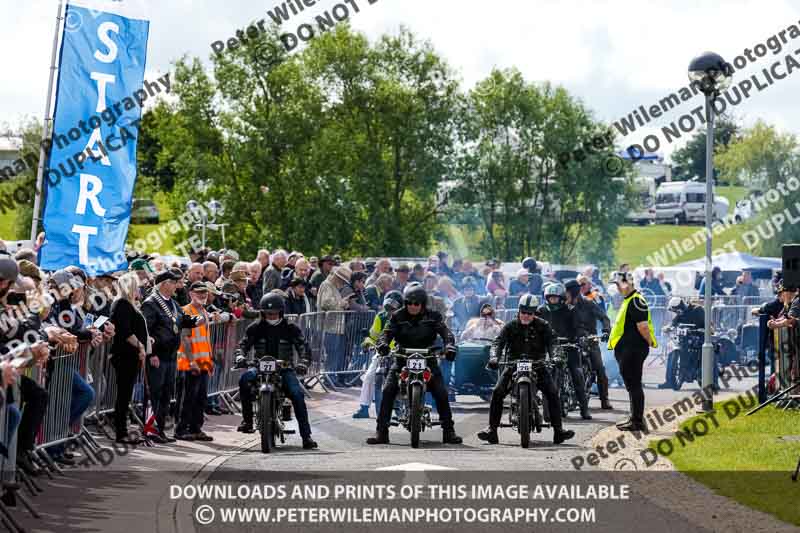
[205,281,221,295]
[396,263,410,273]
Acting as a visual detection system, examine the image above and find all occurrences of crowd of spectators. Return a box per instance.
[0,235,773,503]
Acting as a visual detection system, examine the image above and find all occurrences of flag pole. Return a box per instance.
[30,0,65,242]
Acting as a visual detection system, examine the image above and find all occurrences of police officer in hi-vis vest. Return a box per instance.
[607,272,657,432]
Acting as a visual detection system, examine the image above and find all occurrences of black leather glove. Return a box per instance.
[377,344,390,357]
[444,345,457,361]
[601,332,609,343]
[487,358,499,370]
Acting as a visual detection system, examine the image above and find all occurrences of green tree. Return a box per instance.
[716,120,800,254]
[671,114,739,182]
[451,68,630,266]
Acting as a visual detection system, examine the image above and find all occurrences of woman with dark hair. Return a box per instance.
[109,273,149,444]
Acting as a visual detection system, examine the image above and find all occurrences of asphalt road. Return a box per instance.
[216,359,760,472]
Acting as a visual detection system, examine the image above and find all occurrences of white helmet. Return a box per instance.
[668,296,684,312]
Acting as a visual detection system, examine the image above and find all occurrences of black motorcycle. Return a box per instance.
[552,338,579,416]
[666,324,720,391]
[387,347,440,448]
[234,355,303,453]
[578,335,602,399]
[497,356,549,448]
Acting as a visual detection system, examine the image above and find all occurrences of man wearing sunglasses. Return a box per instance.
[367,283,462,445]
[477,294,575,445]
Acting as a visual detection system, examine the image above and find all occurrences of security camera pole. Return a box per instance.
[687,52,733,412]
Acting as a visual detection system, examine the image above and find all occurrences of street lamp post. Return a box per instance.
[687,52,733,412]
[186,199,224,250]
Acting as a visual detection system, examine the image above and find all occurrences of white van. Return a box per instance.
[653,181,728,225]
[625,177,656,225]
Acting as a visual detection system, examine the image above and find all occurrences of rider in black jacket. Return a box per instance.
[536,283,591,419]
[477,294,575,445]
[565,279,613,410]
[235,293,317,449]
[367,284,462,445]
[658,297,706,389]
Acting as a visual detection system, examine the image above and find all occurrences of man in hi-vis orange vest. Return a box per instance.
[175,282,218,441]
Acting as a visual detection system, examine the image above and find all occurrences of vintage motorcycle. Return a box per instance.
[386,346,441,448]
[496,355,550,448]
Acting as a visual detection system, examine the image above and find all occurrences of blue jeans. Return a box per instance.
[239,369,312,440]
[70,371,95,424]
[0,404,21,458]
[50,372,95,456]
[324,333,347,378]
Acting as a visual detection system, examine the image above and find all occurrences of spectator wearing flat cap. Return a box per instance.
[286,278,315,315]
[141,268,203,444]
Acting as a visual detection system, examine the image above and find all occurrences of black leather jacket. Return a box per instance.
[377,308,455,360]
[671,305,705,329]
[237,318,310,362]
[572,295,611,337]
[536,303,578,341]
[491,316,554,362]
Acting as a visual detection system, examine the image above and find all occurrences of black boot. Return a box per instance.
[442,429,463,445]
[600,399,614,410]
[302,438,318,450]
[237,420,255,433]
[580,403,593,420]
[616,419,646,431]
[553,428,575,444]
[477,427,498,444]
[366,429,389,445]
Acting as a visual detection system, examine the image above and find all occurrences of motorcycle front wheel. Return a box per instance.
[518,382,531,449]
[409,383,423,449]
[260,391,274,453]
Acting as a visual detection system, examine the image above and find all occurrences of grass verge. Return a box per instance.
[653,403,800,526]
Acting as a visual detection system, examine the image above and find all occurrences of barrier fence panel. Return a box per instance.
[318,311,376,386]
[296,312,326,380]
[711,305,755,335]
[36,345,84,449]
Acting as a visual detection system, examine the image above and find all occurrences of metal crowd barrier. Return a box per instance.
[316,311,375,388]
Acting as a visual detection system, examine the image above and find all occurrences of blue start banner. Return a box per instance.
[40,0,150,275]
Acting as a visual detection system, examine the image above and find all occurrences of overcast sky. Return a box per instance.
[2,0,799,160]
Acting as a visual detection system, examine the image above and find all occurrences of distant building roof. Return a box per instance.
[0,137,23,152]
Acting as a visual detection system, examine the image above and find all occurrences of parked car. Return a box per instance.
[652,181,728,225]
[131,198,160,224]
[733,199,753,223]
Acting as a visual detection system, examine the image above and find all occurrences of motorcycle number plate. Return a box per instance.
[260,360,276,373]
[517,361,532,372]
[408,358,426,371]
